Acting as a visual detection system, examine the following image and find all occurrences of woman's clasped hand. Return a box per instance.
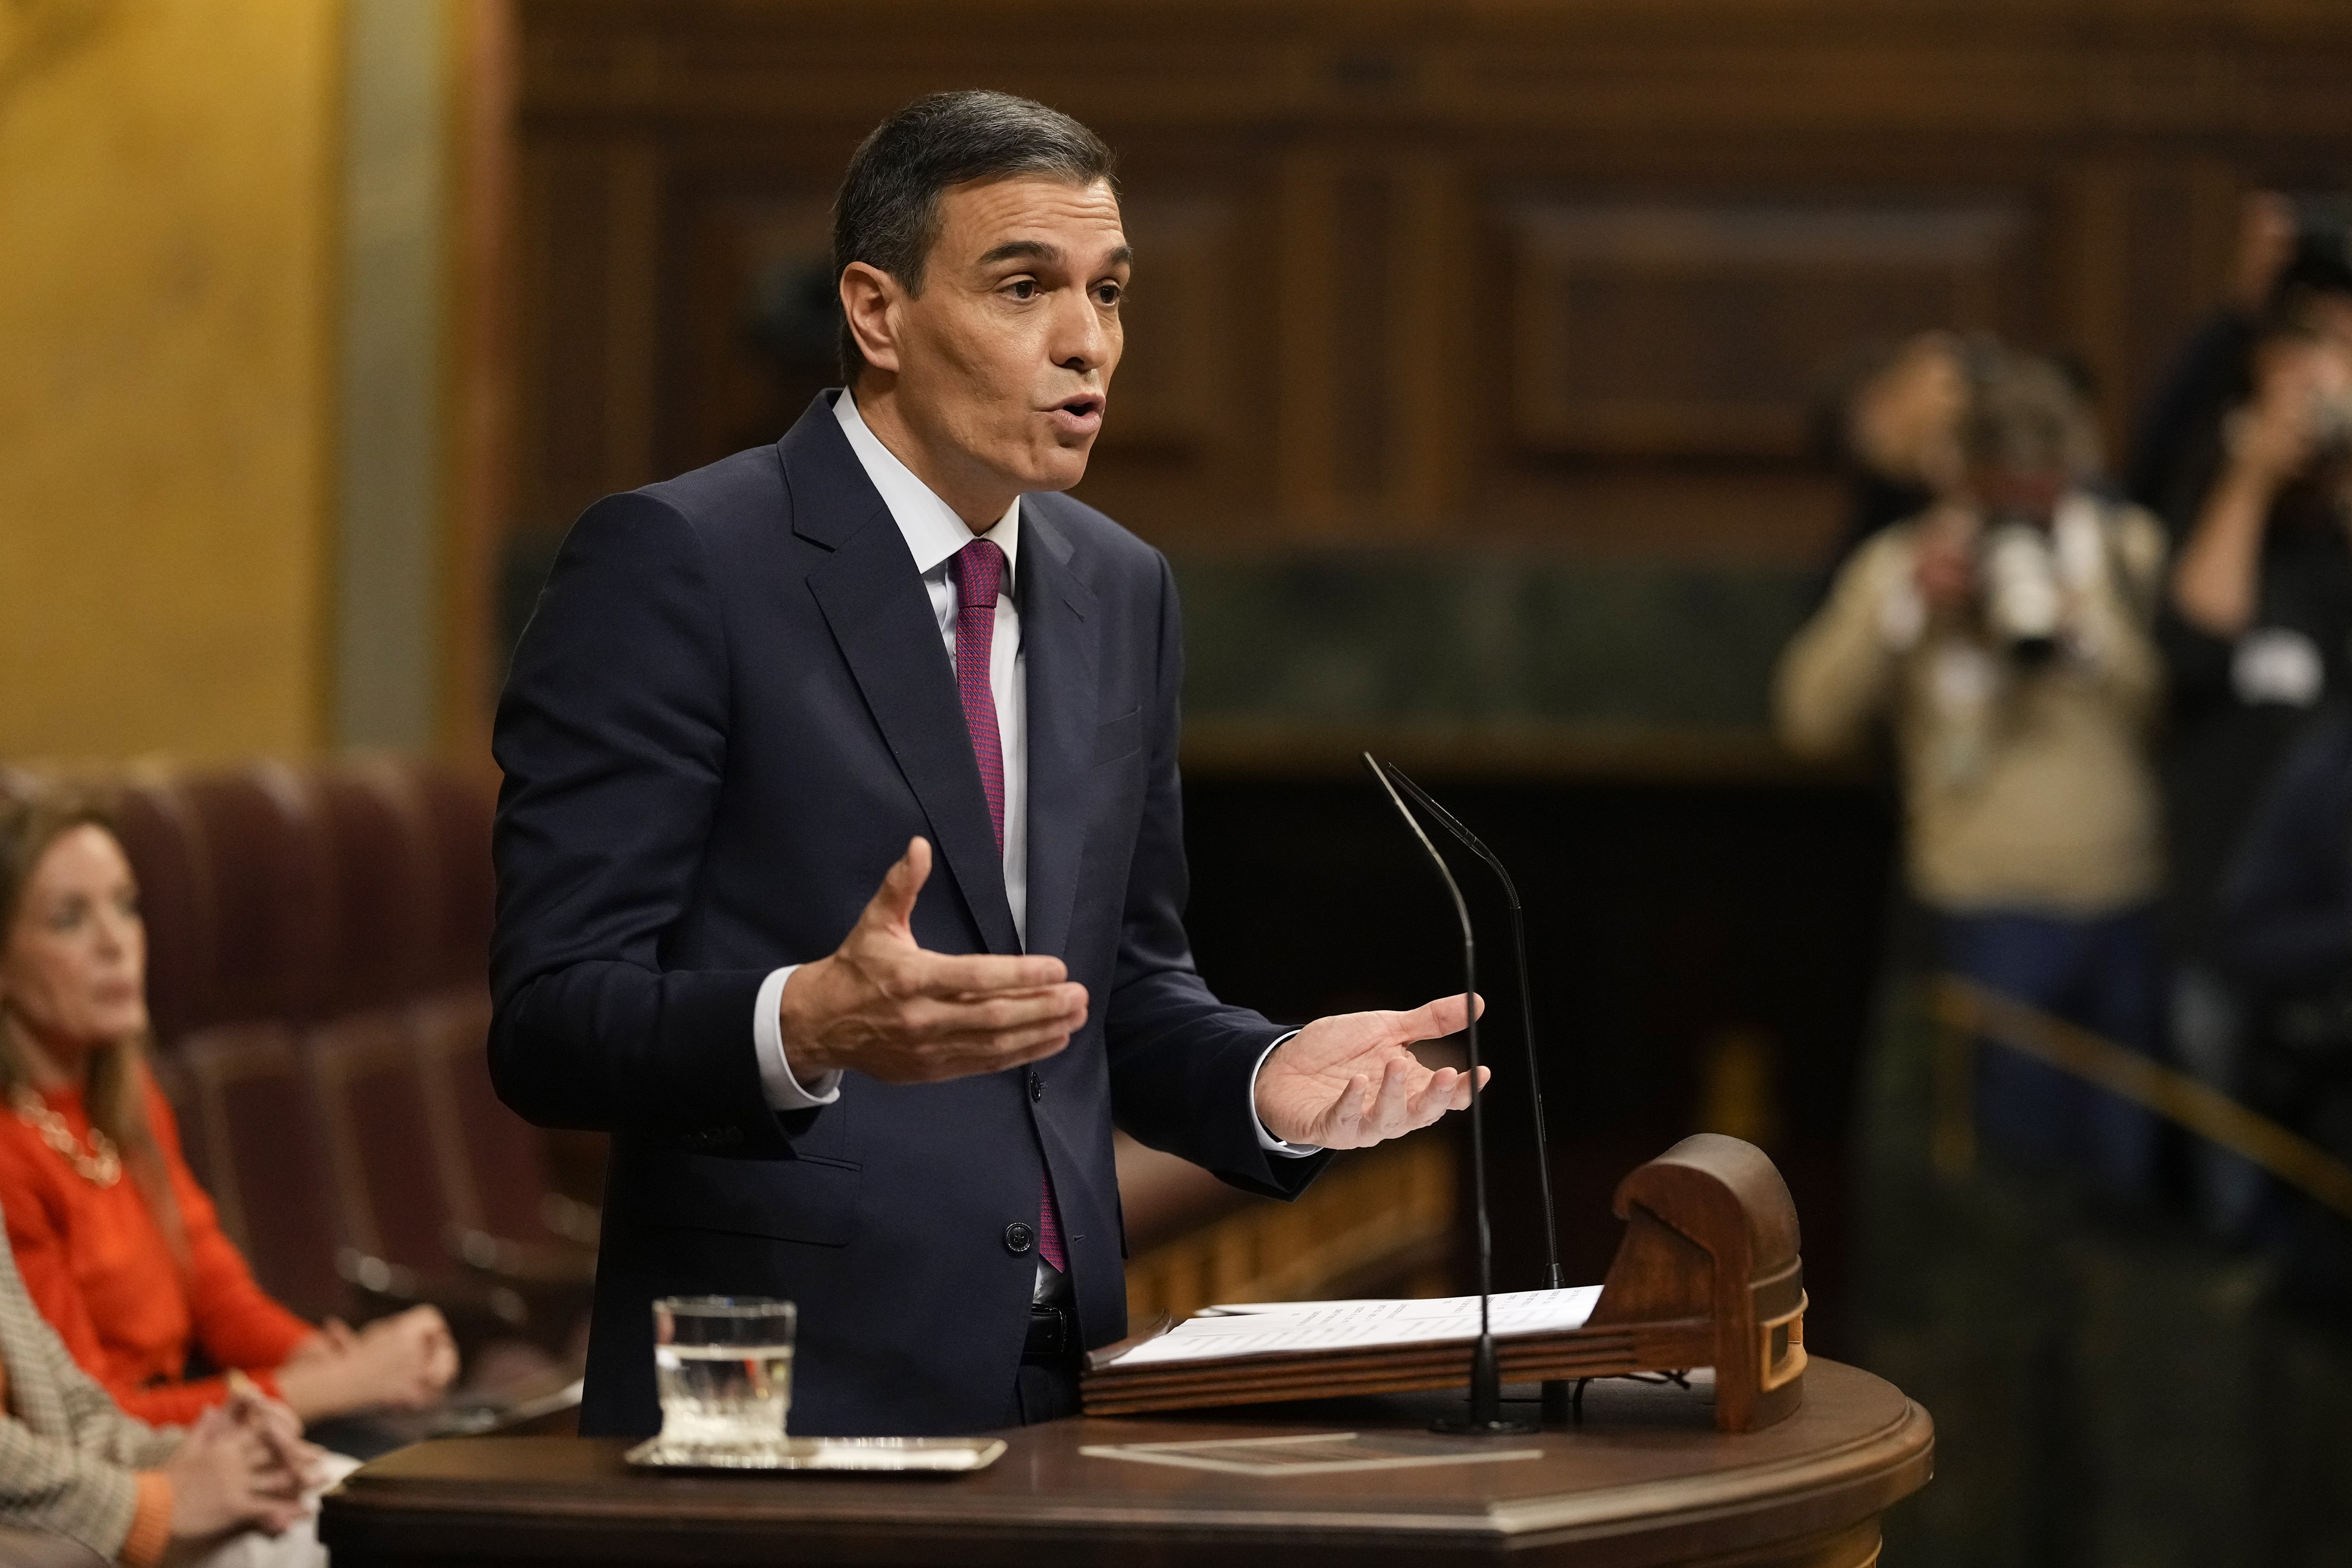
[273,1305,459,1420]
[162,1392,330,1540]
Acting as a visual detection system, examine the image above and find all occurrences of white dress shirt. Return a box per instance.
[751,392,1313,1159]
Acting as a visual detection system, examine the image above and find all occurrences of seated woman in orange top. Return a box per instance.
[0,785,458,1430]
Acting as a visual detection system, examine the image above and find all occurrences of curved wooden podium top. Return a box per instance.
[320,1359,1930,1568]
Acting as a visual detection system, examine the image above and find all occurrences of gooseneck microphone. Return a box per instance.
[1381,763,1573,1424]
[1380,764,1564,1292]
[1364,754,1538,1436]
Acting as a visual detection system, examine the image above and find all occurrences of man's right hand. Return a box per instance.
[779,837,1088,1084]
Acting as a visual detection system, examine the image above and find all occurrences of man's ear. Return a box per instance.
[839,262,906,377]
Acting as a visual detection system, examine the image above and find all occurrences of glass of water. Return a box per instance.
[653,1296,797,1451]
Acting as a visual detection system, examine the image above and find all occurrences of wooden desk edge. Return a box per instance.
[1493,1398,1932,1555]
[322,1394,1933,1565]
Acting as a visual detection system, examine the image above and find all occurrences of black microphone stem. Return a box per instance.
[1384,766,1565,1292]
[1364,755,1533,1435]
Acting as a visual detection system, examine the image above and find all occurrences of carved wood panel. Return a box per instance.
[1511,205,2024,459]
[662,186,835,477]
[502,0,2352,563]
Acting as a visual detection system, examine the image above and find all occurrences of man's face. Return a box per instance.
[858,175,1129,505]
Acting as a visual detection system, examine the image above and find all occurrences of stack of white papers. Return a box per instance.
[1111,1286,1603,1369]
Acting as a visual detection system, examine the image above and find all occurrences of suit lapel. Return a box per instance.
[1017,506,1108,1323]
[785,399,1020,955]
[1017,501,1100,965]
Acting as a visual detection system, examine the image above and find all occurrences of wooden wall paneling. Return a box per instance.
[2062,158,2138,462]
[1272,145,1461,540]
[1329,161,1397,516]
[1097,196,1231,455]
[2139,156,2249,432]
[1509,201,2026,461]
[1275,146,1341,533]
[500,0,2352,573]
[599,142,663,494]
[2116,166,2211,454]
[2183,155,2247,317]
[511,137,664,540]
[660,180,833,477]
[519,1,1321,130]
[1064,139,1284,549]
[1475,178,2047,559]
[1390,151,1466,530]
[513,145,610,537]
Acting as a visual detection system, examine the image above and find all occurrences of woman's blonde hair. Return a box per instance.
[0,782,188,1265]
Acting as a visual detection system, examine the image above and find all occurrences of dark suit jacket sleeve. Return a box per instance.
[488,492,777,1141]
[1104,553,1330,1200]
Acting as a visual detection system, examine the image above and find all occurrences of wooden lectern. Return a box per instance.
[1083,1134,1808,1433]
[319,1138,1929,1568]
[320,1362,1929,1567]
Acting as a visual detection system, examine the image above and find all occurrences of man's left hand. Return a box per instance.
[1254,995,1486,1149]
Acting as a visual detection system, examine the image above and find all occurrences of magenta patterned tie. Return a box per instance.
[947,539,1065,1273]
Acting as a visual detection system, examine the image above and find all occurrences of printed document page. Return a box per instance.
[1110,1286,1603,1369]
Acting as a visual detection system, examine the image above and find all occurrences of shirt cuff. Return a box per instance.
[122,1472,173,1568]
[754,966,843,1111]
[1250,1030,1321,1157]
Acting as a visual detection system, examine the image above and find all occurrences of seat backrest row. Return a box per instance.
[155,987,560,1323]
[108,759,497,1044]
[8,758,574,1322]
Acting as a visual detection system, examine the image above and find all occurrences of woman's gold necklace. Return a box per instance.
[8,1086,121,1188]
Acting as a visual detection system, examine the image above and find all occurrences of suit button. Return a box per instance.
[1029,1072,1044,1102]
[1003,1222,1035,1256]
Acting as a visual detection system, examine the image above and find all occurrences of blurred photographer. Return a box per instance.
[1778,348,2167,1198]
[2127,191,2352,527]
[2159,289,2352,1235]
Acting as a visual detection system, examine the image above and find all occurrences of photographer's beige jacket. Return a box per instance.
[1775,497,2167,915]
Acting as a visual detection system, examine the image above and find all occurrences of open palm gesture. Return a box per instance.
[1253,994,1487,1149]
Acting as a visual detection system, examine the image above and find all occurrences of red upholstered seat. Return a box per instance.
[312,763,439,1017]
[112,776,215,1047]
[172,1022,353,1323]
[176,765,332,1027]
[36,758,586,1406]
[412,987,587,1254]
[411,766,497,991]
[123,760,569,1326]
[306,1009,460,1285]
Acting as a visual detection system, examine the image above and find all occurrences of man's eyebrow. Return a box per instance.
[978,239,1057,266]
[975,240,1134,269]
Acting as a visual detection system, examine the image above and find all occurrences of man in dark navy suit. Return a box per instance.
[489,91,1481,1439]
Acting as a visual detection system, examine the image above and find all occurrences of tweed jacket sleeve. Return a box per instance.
[0,1212,179,1560]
